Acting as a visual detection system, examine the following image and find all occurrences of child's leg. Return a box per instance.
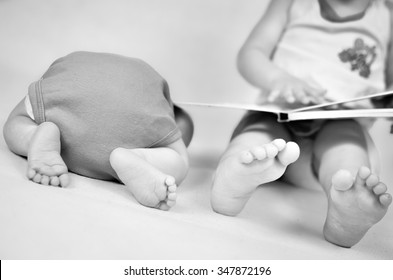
[109,139,188,211]
[3,99,69,187]
[174,105,194,147]
[313,120,392,247]
[211,113,300,216]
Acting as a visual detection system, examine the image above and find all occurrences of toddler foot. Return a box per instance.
[324,166,392,247]
[27,122,69,187]
[110,148,177,210]
[211,139,300,216]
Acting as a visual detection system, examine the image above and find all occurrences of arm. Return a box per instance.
[237,0,292,89]
[385,1,393,91]
[387,2,393,131]
[237,0,326,104]
[374,1,393,108]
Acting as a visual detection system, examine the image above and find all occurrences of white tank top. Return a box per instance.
[272,0,391,107]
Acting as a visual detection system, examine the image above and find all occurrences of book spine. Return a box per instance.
[278,113,289,122]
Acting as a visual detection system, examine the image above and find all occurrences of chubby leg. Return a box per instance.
[211,114,300,216]
[314,120,392,247]
[110,139,188,210]
[174,105,194,147]
[3,99,69,187]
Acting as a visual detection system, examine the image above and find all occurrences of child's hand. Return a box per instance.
[267,75,327,105]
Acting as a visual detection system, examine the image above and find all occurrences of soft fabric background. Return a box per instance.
[0,0,392,259]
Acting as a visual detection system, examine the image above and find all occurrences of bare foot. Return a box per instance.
[324,166,392,247]
[109,148,177,210]
[27,122,69,187]
[211,139,300,216]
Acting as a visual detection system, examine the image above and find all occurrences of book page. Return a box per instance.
[291,90,393,113]
[176,90,393,115]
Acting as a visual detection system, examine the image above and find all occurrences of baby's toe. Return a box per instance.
[240,150,254,164]
[158,202,171,211]
[166,199,176,208]
[366,174,379,189]
[27,168,36,179]
[59,174,69,188]
[277,141,300,166]
[373,183,387,195]
[40,175,50,185]
[358,166,371,180]
[50,176,60,187]
[264,143,279,158]
[168,184,177,193]
[272,139,286,151]
[33,173,42,183]
[251,146,266,160]
[332,169,353,191]
[155,177,174,201]
[379,193,392,207]
[168,192,177,201]
[165,176,176,187]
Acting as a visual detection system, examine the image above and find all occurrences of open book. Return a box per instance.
[177,90,393,123]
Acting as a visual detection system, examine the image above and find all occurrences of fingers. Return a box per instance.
[293,87,311,104]
[267,87,297,103]
[266,79,327,105]
[267,89,281,102]
[283,87,296,103]
[304,84,327,104]
[268,87,316,104]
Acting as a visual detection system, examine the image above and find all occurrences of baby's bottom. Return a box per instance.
[3,98,189,210]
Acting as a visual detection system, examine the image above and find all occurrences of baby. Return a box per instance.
[211,0,392,247]
[3,51,193,211]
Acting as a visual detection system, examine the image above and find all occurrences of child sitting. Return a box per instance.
[211,0,392,247]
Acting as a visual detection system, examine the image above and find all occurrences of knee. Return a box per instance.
[318,120,365,143]
[174,106,194,147]
[313,120,368,163]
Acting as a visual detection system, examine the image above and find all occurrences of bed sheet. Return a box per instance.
[1,108,393,259]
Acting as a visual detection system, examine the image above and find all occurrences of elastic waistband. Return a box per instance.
[27,78,46,124]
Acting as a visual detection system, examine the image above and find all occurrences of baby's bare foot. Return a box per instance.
[27,122,69,187]
[324,166,392,247]
[211,139,300,216]
[110,148,177,210]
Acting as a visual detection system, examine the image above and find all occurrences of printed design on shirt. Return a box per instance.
[338,38,376,78]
